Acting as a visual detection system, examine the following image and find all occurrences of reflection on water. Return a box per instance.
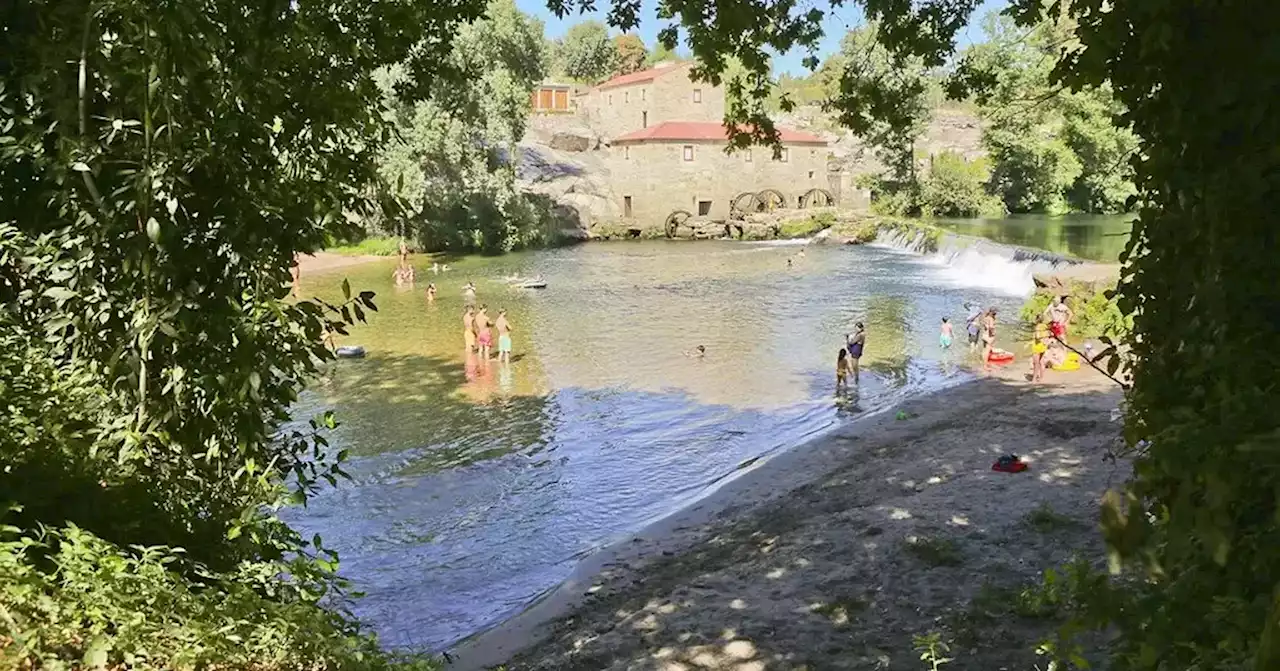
[935,213,1133,262]
[285,240,1032,650]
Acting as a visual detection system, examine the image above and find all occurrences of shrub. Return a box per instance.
[919,152,1006,218]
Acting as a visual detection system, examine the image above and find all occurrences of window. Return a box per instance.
[698,200,712,216]
[624,146,630,159]
[608,94,613,105]
[683,145,694,161]
[624,196,633,217]
[642,111,648,128]
[641,88,646,101]
[777,148,790,163]
[624,91,630,103]
[744,151,753,163]
[692,89,702,103]
[808,171,815,179]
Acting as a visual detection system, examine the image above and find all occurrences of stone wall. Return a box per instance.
[578,63,726,142]
[606,140,831,228]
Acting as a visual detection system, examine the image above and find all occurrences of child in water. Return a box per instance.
[836,348,852,388]
[939,317,953,349]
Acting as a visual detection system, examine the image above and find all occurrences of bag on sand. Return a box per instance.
[992,454,1028,473]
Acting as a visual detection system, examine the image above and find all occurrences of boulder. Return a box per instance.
[548,131,592,153]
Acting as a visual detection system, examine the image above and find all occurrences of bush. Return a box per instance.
[919,152,1006,217]
[0,523,438,671]
[779,211,836,238]
[1020,278,1131,341]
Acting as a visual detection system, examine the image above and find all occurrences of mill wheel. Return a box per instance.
[664,209,692,238]
[757,189,785,212]
[799,188,835,209]
[730,191,763,220]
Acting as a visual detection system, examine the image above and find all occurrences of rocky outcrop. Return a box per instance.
[548,131,593,153]
[515,142,619,239]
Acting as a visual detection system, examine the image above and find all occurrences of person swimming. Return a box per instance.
[684,345,706,358]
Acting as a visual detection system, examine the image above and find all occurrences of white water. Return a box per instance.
[873,228,1082,297]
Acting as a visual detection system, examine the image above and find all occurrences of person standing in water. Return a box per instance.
[290,255,301,299]
[836,348,852,389]
[495,308,513,363]
[462,281,477,305]
[939,317,954,350]
[474,304,493,360]
[426,283,437,303]
[845,322,866,384]
[462,306,476,352]
[964,302,982,350]
[981,308,998,372]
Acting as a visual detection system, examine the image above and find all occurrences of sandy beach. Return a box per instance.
[448,366,1126,670]
[297,251,388,275]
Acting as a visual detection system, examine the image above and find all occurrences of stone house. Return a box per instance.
[577,62,726,143]
[608,121,830,224]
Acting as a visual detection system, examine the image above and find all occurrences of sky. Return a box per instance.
[516,0,1009,76]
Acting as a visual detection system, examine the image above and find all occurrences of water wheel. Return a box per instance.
[730,191,763,220]
[799,188,835,209]
[757,189,786,212]
[664,209,692,238]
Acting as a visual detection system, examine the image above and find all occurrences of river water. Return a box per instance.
[285,219,1124,650]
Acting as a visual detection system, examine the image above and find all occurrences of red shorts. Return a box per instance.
[1050,322,1065,338]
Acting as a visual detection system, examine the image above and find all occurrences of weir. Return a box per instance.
[873,227,1084,296]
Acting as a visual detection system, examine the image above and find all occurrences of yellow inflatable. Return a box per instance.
[1052,351,1081,371]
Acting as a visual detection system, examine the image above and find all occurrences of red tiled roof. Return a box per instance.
[613,121,827,145]
[594,63,689,90]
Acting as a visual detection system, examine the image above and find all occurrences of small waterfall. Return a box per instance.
[873,227,1082,296]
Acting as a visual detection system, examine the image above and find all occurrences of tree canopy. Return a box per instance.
[559,20,616,83]
[613,33,648,75]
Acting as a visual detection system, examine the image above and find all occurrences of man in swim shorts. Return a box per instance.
[474,305,492,360]
[1045,296,1072,339]
[495,309,513,363]
[462,306,476,352]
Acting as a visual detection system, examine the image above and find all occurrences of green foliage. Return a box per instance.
[644,42,683,67]
[0,523,438,671]
[1025,503,1085,534]
[828,24,932,184]
[560,21,616,84]
[612,34,648,75]
[903,536,963,567]
[377,0,559,255]
[1020,279,1131,341]
[326,236,414,257]
[912,632,954,670]
[0,0,476,666]
[778,211,835,238]
[955,14,1137,214]
[919,152,1006,217]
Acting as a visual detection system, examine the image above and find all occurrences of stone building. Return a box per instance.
[577,62,726,143]
[608,121,830,224]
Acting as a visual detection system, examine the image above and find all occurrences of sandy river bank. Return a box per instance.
[447,366,1126,670]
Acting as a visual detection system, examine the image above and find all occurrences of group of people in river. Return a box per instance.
[461,298,515,364]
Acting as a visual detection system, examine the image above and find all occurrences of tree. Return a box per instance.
[0,0,484,666]
[560,21,616,83]
[955,14,1137,213]
[645,41,682,66]
[613,33,648,75]
[378,0,555,254]
[826,24,932,211]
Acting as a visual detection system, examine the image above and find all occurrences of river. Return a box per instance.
[285,217,1127,650]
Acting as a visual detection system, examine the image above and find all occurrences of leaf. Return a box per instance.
[226,525,242,540]
[42,287,76,301]
[341,278,351,300]
[146,217,161,243]
[72,161,90,172]
[83,636,110,669]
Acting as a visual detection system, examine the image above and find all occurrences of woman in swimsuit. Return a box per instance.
[846,322,866,384]
[981,308,997,372]
[1030,314,1049,382]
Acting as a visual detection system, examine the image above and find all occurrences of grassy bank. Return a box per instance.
[325,236,409,256]
[1020,275,1129,341]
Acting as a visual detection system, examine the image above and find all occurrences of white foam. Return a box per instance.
[873,229,1079,297]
